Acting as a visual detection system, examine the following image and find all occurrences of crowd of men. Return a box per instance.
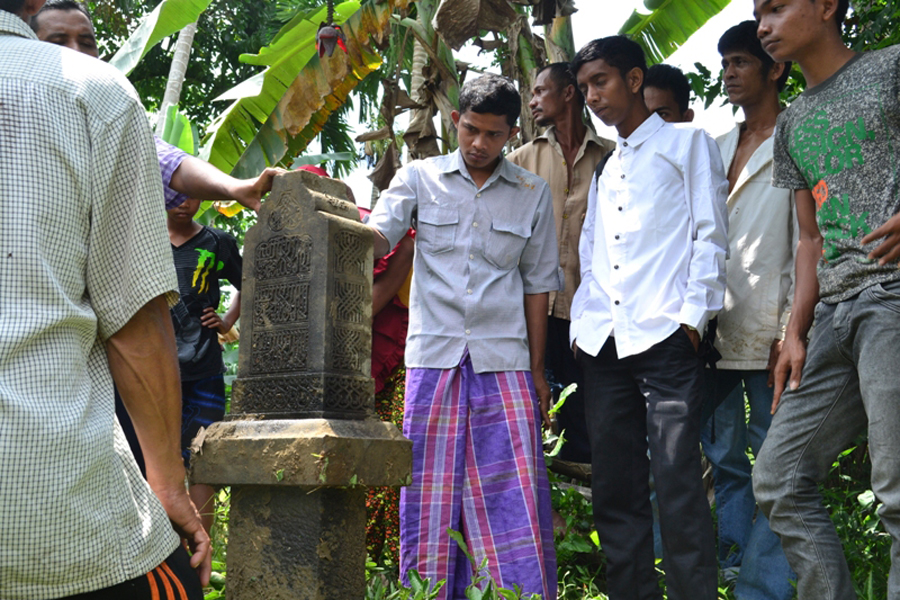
[2,0,899,599]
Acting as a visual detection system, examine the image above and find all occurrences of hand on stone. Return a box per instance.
[201,307,232,334]
[229,167,286,212]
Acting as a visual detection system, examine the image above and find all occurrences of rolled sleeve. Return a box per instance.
[369,165,419,249]
[679,129,729,335]
[520,183,561,294]
[90,107,179,341]
[154,135,191,210]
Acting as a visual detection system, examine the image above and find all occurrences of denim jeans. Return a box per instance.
[754,280,900,600]
[702,370,796,599]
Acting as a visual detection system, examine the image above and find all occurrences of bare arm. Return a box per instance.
[169,156,283,211]
[371,228,392,259]
[373,235,414,316]
[524,292,551,429]
[771,189,822,413]
[106,295,212,585]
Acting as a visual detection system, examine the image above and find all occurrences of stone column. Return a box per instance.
[191,170,412,600]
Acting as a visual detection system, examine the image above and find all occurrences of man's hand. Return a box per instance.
[681,324,700,353]
[533,370,553,430]
[771,335,807,414]
[766,338,784,387]
[153,481,212,585]
[862,212,900,265]
[227,167,285,212]
[200,306,233,335]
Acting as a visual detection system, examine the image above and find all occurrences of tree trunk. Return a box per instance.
[543,15,575,63]
[156,21,198,131]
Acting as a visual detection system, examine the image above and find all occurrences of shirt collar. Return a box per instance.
[535,124,607,150]
[618,112,665,149]
[439,149,519,185]
[0,10,39,40]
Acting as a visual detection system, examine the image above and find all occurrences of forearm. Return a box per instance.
[373,235,414,315]
[371,227,392,259]
[223,291,241,330]
[524,293,549,374]
[169,155,239,200]
[785,237,821,342]
[106,295,185,491]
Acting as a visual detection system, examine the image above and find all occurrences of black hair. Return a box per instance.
[0,0,26,14]
[644,64,691,113]
[719,21,791,92]
[458,73,521,127]
[571,35,647,92]
[30,0,93,33]
[536,62,584,107]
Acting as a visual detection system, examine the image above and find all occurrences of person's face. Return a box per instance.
[754,0,829,63]
[721,50,776,107]
[451,109,518,173]
[576,58,642,130]
[35,9,98,58]
[643,86,691,123]
[529,70,569,128]
[167,198,202,222]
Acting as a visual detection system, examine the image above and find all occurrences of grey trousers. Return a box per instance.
[754,280,900,600]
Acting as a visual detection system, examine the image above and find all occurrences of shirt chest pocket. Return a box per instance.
[417,206,459,254]
[484,220,530,270]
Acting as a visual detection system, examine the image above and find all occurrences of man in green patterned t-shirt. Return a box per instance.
[753,0,900,598]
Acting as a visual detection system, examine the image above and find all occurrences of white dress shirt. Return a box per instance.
[570,113,728,359]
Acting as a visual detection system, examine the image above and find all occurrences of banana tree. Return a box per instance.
[200,0,411,180]
[619,0,733,65]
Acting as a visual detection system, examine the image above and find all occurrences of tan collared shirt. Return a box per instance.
[508,126,614,320]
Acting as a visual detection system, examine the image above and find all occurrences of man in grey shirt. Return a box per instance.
[368,74,559,599]
[755,0,900,597]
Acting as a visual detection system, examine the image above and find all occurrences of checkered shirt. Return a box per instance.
[0,12,180,599]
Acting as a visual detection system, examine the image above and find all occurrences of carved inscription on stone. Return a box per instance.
[333,281,366,324]
[251,327,308,374]
[232,375,319,414]
[267,192,304,232]
[254,282,309,327]
[256,235,312,281]
[324,376,373,413]
[333,327,364,372]
[333,231,366,277]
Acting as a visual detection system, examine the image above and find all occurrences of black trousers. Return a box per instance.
[578,330,716,600]
[545,316,592,463]
[62,547,204,600]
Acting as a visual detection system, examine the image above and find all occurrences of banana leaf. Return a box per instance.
[202,0,410,179]
[159,104,200,155]
[109,0,213,75]
[619,0,731,65]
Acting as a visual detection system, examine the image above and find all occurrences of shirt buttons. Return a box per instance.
[562,160,567,166]
[615,234,620,240]
[620,174,625,179]
[623,141,628,147]
[564,188,569,193]
[562,213,569,219]
[476,193,482,198]
[473,222,479,228]
[469,254,474,259]
[465,329,471,335]
[614,265,619,270]
[467,289,473,294]
[614,300,620,305]
[618,206,623,211]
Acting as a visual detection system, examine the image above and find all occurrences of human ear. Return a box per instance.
[627,67,644,95]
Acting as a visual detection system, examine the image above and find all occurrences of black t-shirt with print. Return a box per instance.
[170,226,242,380]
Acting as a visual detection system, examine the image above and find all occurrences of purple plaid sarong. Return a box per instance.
[399,350,557,599]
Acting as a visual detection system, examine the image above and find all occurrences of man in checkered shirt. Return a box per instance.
[0,1,211,598]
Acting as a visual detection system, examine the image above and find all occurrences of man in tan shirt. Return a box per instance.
[508,62,614,463]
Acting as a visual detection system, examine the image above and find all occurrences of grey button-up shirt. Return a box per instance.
[369,150,560,373]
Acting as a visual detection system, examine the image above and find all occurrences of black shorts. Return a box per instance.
[61,546,203,600]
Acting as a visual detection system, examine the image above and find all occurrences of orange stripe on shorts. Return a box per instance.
[146,569,161,600]
[160,560,189,600]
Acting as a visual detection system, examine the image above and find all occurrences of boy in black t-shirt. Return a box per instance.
[167,198,242,534]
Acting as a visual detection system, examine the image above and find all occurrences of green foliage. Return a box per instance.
[619,0,733,65]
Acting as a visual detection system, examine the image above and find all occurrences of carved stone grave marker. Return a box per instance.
[191,170,412,600]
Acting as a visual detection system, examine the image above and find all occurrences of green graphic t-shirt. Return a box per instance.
[773,45,900,303]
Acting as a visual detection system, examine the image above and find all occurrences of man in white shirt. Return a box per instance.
[570,36,728,600]
[700,21,798,599]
